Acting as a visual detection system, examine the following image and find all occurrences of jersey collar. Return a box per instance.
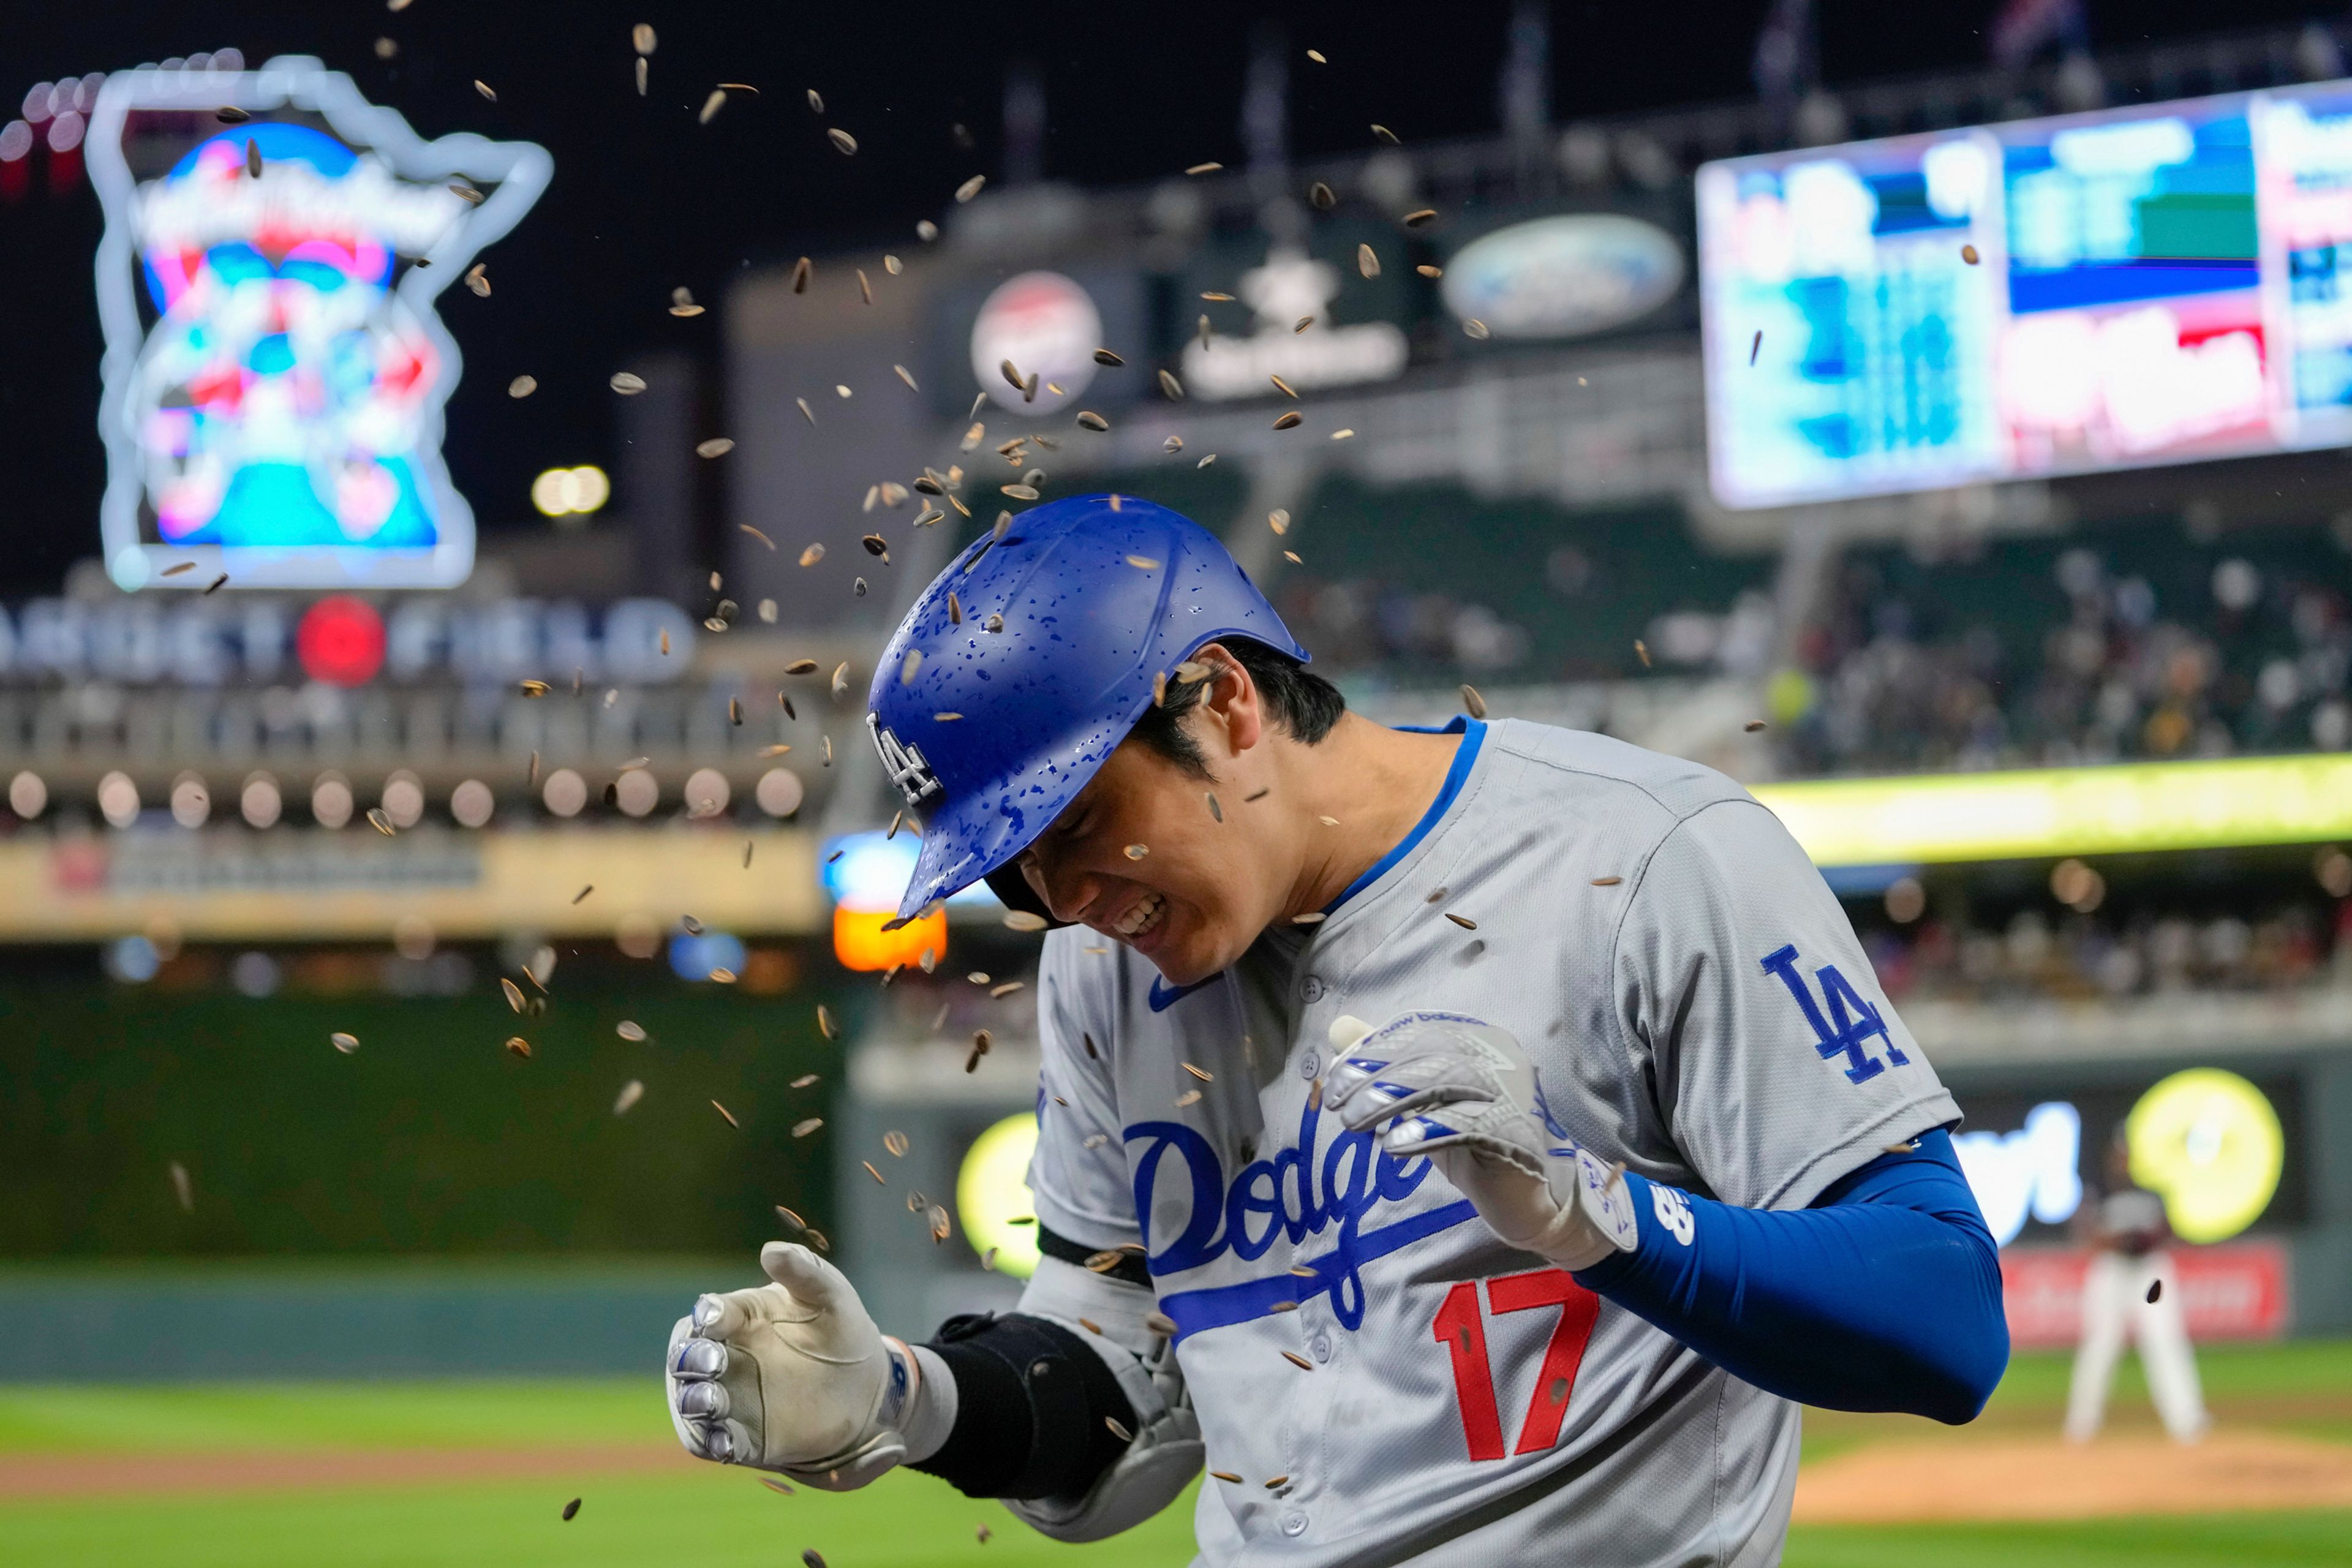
[1143,716,1488,1011]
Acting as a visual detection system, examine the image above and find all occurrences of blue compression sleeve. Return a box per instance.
[1573,1129,2007,1423]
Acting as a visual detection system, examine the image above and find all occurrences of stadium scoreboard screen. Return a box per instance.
[1698,79,2352,507]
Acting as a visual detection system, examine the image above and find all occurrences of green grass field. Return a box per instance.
[0,1343,2346,1567]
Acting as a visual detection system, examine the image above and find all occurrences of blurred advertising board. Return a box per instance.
[86,56,550,591]
[2000,1240,2291,1348]
[1700,77,2352,506]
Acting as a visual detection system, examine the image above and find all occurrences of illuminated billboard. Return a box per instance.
[1698,78,2352,507]
[86,56,551,589]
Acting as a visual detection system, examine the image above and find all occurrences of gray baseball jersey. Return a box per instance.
[1026,718,1960,1567]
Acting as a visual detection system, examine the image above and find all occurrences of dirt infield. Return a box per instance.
[1795,1430,2352,1523]
[0,1443,684,1499]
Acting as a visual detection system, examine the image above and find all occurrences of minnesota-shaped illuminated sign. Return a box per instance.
[88,56,550,589]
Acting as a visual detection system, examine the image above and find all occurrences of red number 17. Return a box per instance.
[1433,1268,1600,1460]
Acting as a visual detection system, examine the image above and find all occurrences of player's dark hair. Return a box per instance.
[1126,638,1344,778]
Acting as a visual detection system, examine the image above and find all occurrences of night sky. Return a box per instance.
[0,0,2315,597]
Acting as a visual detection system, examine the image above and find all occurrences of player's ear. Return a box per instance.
[1193,642,1262,756]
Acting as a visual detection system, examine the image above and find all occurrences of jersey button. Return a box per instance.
[1281,1511,1308,1537]
[1310,1333,1333,1363]
[1298,1050,1320,1080]
[1299,976,1326,1003]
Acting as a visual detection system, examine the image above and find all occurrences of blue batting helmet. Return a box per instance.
[866,494,1305,920]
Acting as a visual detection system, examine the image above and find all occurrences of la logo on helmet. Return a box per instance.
[868,714,941,805]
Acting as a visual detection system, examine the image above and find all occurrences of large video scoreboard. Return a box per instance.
[1699,79,2352,507]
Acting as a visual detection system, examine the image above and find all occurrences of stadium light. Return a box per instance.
[1752,753,2352,867]
[531,465,609,518]
[958,1112,1042,1279]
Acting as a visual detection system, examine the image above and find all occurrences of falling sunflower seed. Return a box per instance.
[798,543,824,567]
[614,1080,645,1116]
[1749,329,1762,366]
[331,1031,360,1054]
[1357,243,1380,278]
[367,808,394,835]
[1445,912,1478,930]
[1961,243,1981,265]
[955,174,986,203]
[1182,1062,1213,1082]
[791,1117,823,1139]
[501,976,527,1012]
[1463,318,1491,340]
[1076,410,1109,432]
[696,437,735,458]
[826,127,857,155]
[505,1037,532,1059]
[1417,263,1444,278]
[246,138,263,178]
[464,263,490,296]
[989,982,1025,999]
[1291,911,1326,924]
[635,56,647,93]
[560,1497,580,1521]
[929,1205,952,1243]
[1158,368,1185,400]
[449,183,484,204]
[205,572,230,593]
[698,89,728,124]
[610,371,646,394]
[1003,483,1039,500]
[1460,684,1487,719]
[1744,719,1767,733]
[1309,180,1335,209]
[1185,160,1223,175]
[1281,1351,1313,1371]
[1404,208,1438,227]
[1635,638,1651,667]
[215,105,249,124]
[1175,1090,1202,1107]
[817,1005,837,1040]
[633,22,657,53]
[1105,1416,1133,1441]
[1273,411,1303,430]
[507,375,537,398]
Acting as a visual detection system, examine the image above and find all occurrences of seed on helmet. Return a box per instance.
[1273,411,1303,430]
[898,650,921,685]
[984,614,1004,633]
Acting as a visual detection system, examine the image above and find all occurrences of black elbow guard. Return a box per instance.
[907,1311,1139,1499]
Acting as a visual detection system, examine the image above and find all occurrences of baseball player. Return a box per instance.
[2064,1131,2209,1444]
[667,496,2008,1565]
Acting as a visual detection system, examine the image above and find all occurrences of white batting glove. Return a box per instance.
[1323,1012,1640,1272]
[665,1241,933,1489]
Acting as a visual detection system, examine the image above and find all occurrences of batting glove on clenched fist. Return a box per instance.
[1324,1012,1640,1272]
[666,1241,930,1489]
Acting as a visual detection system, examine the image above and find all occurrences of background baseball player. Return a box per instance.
[2064,1131,2209,1444]
[666,495,2010,1565]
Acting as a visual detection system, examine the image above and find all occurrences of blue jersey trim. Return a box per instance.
[1326,717,1486,912]
[1147,975,1215,1012]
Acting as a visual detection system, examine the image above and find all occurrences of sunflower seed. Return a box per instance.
[1273,411,1303,430]
[635,56,647,92]
[1404,208,1438,228]
[695,437,735,459]
[976,1525,992,1543]
[1744,718,1767,732]
[613,1080,644,1117]
[699,89,726,124]
[989,981,1025,1000]
[1158,368,1185,400]
[205,571,231,593]
[955,174,986,203]
[1212,1471,1243,1483]
[161,561,197,576]
[895,650,918,686]
[796,397,814,423]
[616,1020,647,1042]
[215,106,250,124]
[1290,1264,1317,1278]
[1591,875,1623,887]
[1202,291,1235,303]
[1961,243,1981,265]
[1635,638,1651,666]
[929,1205,952,1243]
[561,1497,580,1521]
[1291,911,1326,924]
[449,182,485,205]
[1183,1062,1212,1081]
[1002,483,1039,500]
[818,1005,837,1040]
[1246,787,1271,802]
[1197,314,1212,348]
[1749,329,1762,366]
[1105,1416,1133,1441]
[1281,1351,1313,1370]
[791,1117,823,1139]
[1463,318,1491,340]
[826,127,857,155]
[862,533,889,560]
[1123,843,1150,861]
[1076,410,1109,431]
[367,807,394,835]
[791,255,811,293]
[505,1037,532,1059]
[1445,912,1478,930]
[1309,180,1335,209]
[500,977,526,1012]
[1085,1250,1125,1273]
[1175,1089,1202,1107]
[803,1551,826,1568]
[246,138,263,178]
[1371,123,1400,143]
[917,219,940,241]
[984,614,1003,633]
[506,374,538,399]
[1355,243,1382,279]
[1077,1317,1101,1335]
[1185,161,1223,175]
[328,1031,361,1055]
[761,1477,796,1498]
[610,371,646,394]
[1460,683,1487,719]
[1271,1300,1298,1313]
[1268,374,1301,400]
[464,263,491,296]
[884,254,903,276]
[1417,263,1444,278]
[633,23,657,53]
[1294,316,1315,333]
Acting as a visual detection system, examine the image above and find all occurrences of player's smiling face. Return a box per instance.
[1016,647,1295,986]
